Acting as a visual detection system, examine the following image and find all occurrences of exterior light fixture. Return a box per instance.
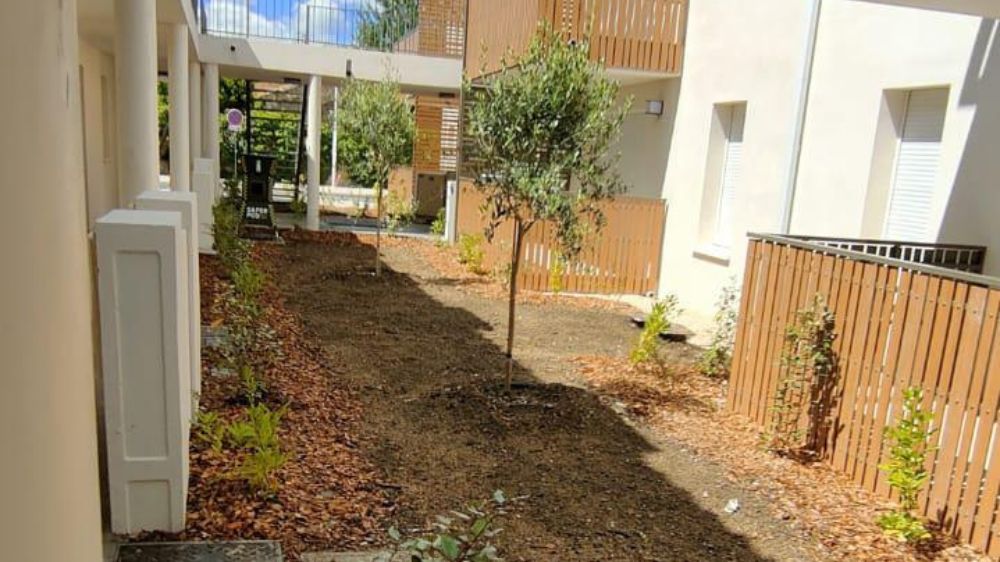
[646,100,664,116]
[346,59,353,78]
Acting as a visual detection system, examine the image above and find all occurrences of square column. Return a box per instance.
[96,210,191,534]
[168,23,190,191]
[137,190,202,407]
[189,62,203,168]
[203,63,221,191]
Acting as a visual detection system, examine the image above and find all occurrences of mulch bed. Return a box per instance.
[140,251,392,560]
[573,353,989,562]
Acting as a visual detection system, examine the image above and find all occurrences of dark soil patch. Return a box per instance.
[267,233,821,562]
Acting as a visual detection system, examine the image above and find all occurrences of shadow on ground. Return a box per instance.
[268,233,783,562]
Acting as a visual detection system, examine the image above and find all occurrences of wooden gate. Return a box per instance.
[456,183,666,295]
[728,234,1000,558]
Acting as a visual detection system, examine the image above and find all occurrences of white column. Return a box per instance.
[306,74,323,230]
[1,1,103,560]
[168,24,190,191]
[203,63,221,190]
[97,210,191,534]
[189,62,203,168]
[330,86,339,186]
[193,159,217,252]
[115,0,160,204]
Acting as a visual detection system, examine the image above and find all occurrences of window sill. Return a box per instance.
[693,244,731,266]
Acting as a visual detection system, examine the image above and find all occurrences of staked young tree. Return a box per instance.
[464,25,631,390]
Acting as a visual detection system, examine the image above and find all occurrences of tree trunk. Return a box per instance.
[505,219,525,391]
[375,183,383,276]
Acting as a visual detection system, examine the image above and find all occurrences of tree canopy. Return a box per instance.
[356,0,419,51]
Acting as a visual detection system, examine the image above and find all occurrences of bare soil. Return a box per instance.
[268,232,824,562]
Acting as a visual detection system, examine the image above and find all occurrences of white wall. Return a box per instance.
[80,40,120,228]
[656,0,812,329]
[791,1,1000,275]
[616,79,680,199]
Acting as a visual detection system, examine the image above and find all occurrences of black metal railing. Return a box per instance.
[783,235,987,274]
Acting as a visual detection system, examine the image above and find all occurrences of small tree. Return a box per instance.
[465,26,630,389]
[337,76,415,275]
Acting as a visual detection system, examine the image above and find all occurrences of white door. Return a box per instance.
[714,104,746,247]
[884,88,948,241]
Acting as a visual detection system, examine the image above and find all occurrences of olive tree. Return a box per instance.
[465,26,631,389]
[337,76,415,275]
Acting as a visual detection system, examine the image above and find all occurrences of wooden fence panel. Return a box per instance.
[455,183,665,295]
[729,236,1000,558]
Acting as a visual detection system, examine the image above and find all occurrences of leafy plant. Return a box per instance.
[194,410,226,454]
[698,280,740,378]
[227,403,289,494]
[630,295,680,365]
[213,198,250,274]
[431,207,447,237]
[465,24,631,389]
[385,189,416,233]
[458,234,487,275]
[338,76,415,275]
[390,490,517,562]
[238,447,289,494]
[356,0,418,52]
[232,260,265,303]
[877,387,934,542]
[548,252,565,294]
[289,193,307,216]
[767,294,836,455]
[240,364,265,405]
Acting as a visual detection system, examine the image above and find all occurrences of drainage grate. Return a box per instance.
[116,541,282,562]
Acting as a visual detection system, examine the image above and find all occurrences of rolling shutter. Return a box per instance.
[884,88,948,241]
[714,104,746,247]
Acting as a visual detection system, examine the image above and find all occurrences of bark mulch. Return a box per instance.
[573,353,989,562]
[139,252,393,561]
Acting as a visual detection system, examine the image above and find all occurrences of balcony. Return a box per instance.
[197,0,465,59]
[466,0,688,79]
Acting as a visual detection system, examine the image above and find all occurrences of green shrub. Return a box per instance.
[237,447,289,494]
[877,387,934,542]
[630,295,680,365]
[232,260,265,302]
[384,190,416,233]
[430,207,446,237]
[289,193,307,216]
[194,411,226,454]
[227,403,289,494]
[240,364,265,405]
[390,490,516,562]
[767,294,836,454]
[458,234,487,274]
[548,252,565,294]
[698,280,740,378]
[213,198,250,273]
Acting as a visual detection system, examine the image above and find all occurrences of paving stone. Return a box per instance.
[116,540,282,562]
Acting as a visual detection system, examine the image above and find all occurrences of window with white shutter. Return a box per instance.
[713,104,746,247]
[884,88,948,241]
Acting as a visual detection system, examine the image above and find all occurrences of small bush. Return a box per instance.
[767,294,836,454]
[237,447,289,494]
[458,234,487,275]
[698,280,740,378]
[232,260,265,302]
[384,190,416,233]
[289,193,307,216]
[240,364,265,405]
[390,490,517,562]
[630,295,680,365]
[430,207,446,237]
[194,411,226,454]
[213,198,250,273]
[548,252,565,294]
[227,403,289,494]
[877,387,933,542]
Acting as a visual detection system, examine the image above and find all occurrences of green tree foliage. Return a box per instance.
[630,296,680,366]
[878,387,934,542]
[356,0,419,51]
[337,76,415,274]
[464,25,630,388]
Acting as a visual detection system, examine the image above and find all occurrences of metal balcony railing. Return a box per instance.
[783,235,987,274]
[196,0,465,58]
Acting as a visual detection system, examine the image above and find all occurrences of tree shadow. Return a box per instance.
[269,232,797,561]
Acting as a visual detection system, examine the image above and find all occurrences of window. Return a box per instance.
[697,102,747,258]
[883,88,948,241]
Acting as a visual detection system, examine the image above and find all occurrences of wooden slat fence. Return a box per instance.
[456,183,666,294]
[465,0,687,79]
[729,234,1000,558]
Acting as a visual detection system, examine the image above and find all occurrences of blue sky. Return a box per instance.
[202,0,377,44]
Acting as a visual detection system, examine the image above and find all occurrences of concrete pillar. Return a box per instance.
[168,24,190,191]
[203,63,221,190]
[306,74,323,230]
[96,210,191,534]
[115,0,160,204]
[189,62,203,168]
[0,1,103,560]
[193,159,217,252]
[330,86,339,186]
[137,190,202,408]
[445,179,458,243]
